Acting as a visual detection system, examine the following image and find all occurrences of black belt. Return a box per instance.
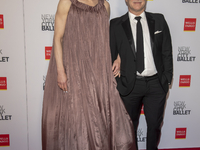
[136,74,158,81]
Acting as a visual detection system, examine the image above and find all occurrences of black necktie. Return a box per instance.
[135,16,144,74]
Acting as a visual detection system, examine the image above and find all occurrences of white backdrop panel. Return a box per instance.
[0,0,28,150]
[24,0,59,150]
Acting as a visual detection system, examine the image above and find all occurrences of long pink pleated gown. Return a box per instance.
[42,0,136,149]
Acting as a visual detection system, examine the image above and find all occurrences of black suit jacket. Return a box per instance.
[110,12,173,96]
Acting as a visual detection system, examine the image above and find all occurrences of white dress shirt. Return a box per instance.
[129,11,157,76]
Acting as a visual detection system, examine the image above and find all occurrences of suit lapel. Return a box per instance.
[146,12,155,50]
[121,13,136,59]
[120,12,155,59]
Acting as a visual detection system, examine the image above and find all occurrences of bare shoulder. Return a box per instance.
[104,0,110,16]
[59,0,71,6]
[104,0,110,9]
[56,0,72,15]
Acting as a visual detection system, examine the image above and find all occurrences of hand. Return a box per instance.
[112,55,121,77]
[57,72,67,92]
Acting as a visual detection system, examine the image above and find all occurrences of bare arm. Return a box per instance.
[54,0,71,91]
[104,0,121,77]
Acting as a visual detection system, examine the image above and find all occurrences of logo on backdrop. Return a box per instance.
[137,128,147,142]
[175,128,187,139]
[43,76,46,90]
[182,0,200,3]
[0,77,7,90]
[184,18,196,31]
[0,15,4,29]
[177,46,196,62]
[45,46,52,60]
[0,106,12,121]
[0,49,9,63]
[173,101,191,115]
[179,75,191,87]
[41,14,55,31]
[0,134,10,147]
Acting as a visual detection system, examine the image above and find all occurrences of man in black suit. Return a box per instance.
[110,0,173,150]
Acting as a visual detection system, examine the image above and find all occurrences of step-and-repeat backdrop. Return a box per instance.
[0,0,200,150]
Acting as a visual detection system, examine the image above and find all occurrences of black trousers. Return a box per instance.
[121,75,167,150]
